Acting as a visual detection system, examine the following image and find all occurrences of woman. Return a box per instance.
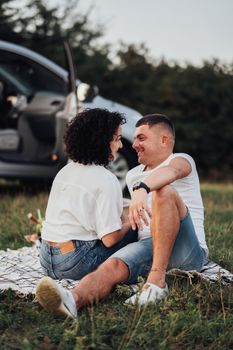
[39,108,136,280]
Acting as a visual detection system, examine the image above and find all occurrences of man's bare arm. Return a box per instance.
[129,157,192,230]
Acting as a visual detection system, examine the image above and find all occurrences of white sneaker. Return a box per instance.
[36,276,77,318]
[125,283,168,305]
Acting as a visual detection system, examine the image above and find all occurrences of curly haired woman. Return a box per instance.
[39,108,136,281]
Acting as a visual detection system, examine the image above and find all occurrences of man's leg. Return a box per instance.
[147,185,187,288]
[72,258,129,309]
[36,237,153,316]
[125,185,188,305]
[72,233,152,309]
[36,257,129,317]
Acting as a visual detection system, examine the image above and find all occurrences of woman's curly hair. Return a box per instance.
[64,108,126,166]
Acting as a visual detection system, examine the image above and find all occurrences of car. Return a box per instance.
[0,40,141,192]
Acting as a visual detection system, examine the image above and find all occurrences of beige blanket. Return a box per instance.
[0,244,232,296]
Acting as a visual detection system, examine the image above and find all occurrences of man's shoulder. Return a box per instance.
[171,153,195,165]
[170,153,199,178]
[127,164,143,177]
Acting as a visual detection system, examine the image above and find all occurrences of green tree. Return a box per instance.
[0,0,110,81]
[99,43,154,112]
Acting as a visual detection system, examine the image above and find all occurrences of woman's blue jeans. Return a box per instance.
[39,228,137,280]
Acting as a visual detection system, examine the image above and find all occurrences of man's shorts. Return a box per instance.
[109,210,207,284]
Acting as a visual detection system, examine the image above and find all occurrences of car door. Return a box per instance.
[0,41,77,167]
[51,41,78,164]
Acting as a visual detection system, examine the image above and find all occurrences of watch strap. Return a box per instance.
[132,181,150,194]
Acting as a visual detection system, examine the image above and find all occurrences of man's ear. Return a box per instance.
[161,135,169,147]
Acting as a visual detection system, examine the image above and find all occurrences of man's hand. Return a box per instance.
[129,188,152,230]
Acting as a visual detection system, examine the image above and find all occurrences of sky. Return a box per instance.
[75,0,233,65]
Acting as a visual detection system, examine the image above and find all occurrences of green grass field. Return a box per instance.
[0,181,232,350]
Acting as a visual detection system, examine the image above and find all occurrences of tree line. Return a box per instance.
[1,0,232,179]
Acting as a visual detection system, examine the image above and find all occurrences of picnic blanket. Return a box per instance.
[0,243,232,296]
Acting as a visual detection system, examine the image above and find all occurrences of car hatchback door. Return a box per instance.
[0,40,77,179]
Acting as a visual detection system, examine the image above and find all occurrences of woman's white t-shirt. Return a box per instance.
[42,162,122,242]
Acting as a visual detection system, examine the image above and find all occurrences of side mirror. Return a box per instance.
[77,83,99,103]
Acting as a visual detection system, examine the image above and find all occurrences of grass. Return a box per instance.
[0,181,232,349]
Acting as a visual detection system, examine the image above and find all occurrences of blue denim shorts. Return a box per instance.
[109,210,207,284]
[39,228,137,280]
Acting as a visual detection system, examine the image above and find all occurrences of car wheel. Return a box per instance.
[108,146,137,196]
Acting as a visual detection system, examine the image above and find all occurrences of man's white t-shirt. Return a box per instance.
[126,153,208,253]
[42,162,122,242]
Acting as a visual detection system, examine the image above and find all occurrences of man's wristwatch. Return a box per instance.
[132,181,150,194]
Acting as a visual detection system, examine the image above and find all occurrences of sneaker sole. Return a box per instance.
[36,276,73,318]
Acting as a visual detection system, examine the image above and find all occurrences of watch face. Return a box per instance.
[133,182,140,188]
[132,182,142,191]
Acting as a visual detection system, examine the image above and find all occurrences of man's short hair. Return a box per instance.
[64,108,126,166]
[136,114,175,138]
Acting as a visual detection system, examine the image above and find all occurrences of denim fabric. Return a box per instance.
[110,211,206,284]
[39,228,137,280]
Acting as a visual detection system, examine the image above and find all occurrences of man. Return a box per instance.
[36,114,208,318]
[125,114,208,303]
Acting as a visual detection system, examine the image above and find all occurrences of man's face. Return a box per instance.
[132,125,161,165]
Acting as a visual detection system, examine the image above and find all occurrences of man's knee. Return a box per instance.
[152,185,186,218]
[97,258,129,284]
[153,185,176,204]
